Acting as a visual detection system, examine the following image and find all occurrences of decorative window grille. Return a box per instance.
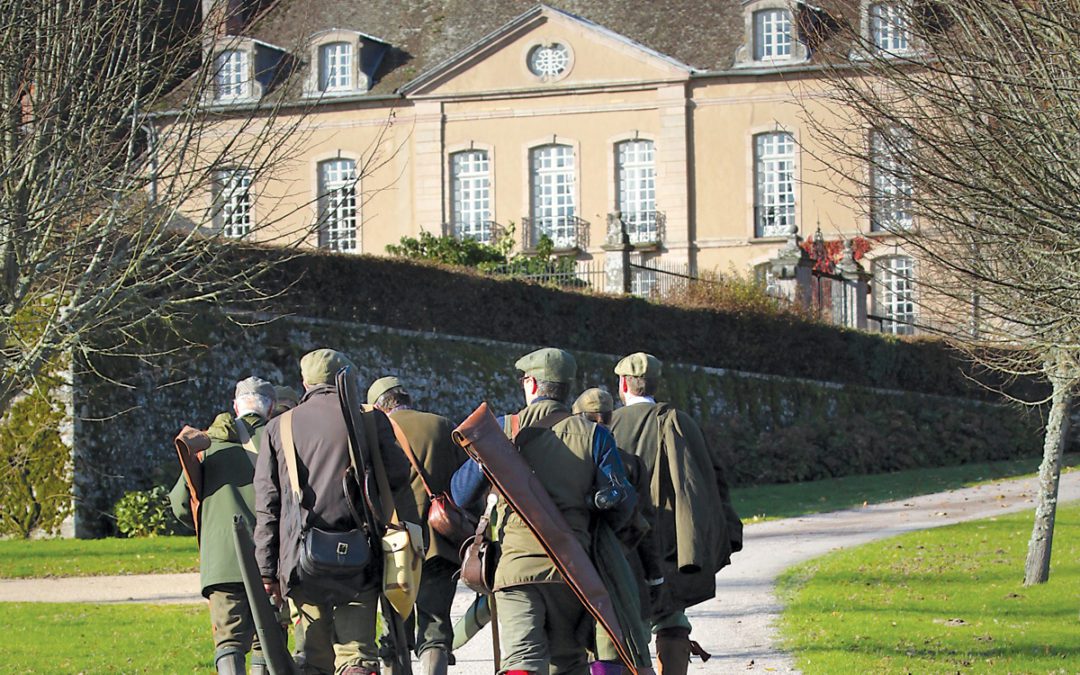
[631,266,658,297]
[754,9,793,60]
[870,2,911,53]
[450,150,492,242]
[754,132,797,237]
[216,169,252,238]
[215,49,248,100]
[527,44,570,78]
[318,159,358,253]
[616,140,657,244]
[870,128,913,232]
[875,255,916,334]
[530,144,576,249]
[319,42,353,91]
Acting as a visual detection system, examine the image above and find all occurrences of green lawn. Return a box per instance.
[0,536,198,578]
[1,602,213,673]
[777,501,1080,673]
[732,456,1077,523]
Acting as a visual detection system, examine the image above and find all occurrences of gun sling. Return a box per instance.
[452,403,641,674]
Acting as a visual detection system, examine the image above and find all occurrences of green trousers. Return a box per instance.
[289,585,380,675]
[208,583,261,663]
[405,557,458,657]
[495,583,590,675]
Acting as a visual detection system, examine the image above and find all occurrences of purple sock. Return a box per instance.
[590,661,625,675]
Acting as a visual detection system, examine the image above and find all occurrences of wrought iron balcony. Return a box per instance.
[521,215,590,252]
[754,206,796,239]
[442,220,505,245]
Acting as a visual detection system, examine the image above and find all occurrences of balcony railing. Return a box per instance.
[442,220,505,245]
[754,206,796,239]
[521,215,590,252]
[607,210,665,247]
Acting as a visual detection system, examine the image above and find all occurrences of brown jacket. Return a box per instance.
[253,384,410,592]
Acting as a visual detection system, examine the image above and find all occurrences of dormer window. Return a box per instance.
[869,2,911,53]
[754,9,793,60]
[319,42,353,91]
[215,49,249,100]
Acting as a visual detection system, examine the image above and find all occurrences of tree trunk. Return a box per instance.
[1023,377,1073,586]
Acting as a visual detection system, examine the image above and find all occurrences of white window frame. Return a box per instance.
[318,159,358,253]
[874,255,916,334]
[754,131,797,238]
[450,150,493,243]
[616,139,658,244]
[529,144,577,249]
[870,128,914,232]
[319,42,353,92]
[754,8,794,61]
[869,2,912,54]
[215,169,253,239]
[214,49,249,100]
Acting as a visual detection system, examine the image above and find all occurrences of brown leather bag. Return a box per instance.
[458,493,499,594]
[387,416,477,545]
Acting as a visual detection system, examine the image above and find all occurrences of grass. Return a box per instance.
[777,501,1080,674]
[0,535,198,579]
[732,455,1079,523]
[0,602,213,673]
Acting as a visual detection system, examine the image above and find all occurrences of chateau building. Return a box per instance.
[191,0,919,334]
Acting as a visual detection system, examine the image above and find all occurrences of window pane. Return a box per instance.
[319,159,358,252]
[216,169,252,239]
[530,144,576,249]
[870,128,913,232]
[754,9,793,60]
[754,132,797,237]
[616,140,657,244]
[215,50,248,100]
[450,150,492,242]
[320,42,353,91]
[875,256,916,334]
[871,2,910,53]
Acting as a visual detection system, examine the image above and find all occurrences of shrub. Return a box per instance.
[113,486,177,537]
[664,269,793,316]
[386,230,508,267]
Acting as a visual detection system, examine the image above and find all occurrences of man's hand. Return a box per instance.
[262,577,282,608]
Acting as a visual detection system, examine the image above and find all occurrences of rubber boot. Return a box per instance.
[590,660,625,674]
[654,627,691,675]
[419,648,449,675]
[214,652,245,675]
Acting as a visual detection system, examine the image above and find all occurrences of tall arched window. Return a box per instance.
[214,49,249,100]
[870,2,911,53]
[615,139,657,244]
[753,8,793,60]
[874,255,916,334]
[318,159,358,252]
[753,131,797,237]
[319,42,353,92]
[870,128,913,232]
[450,150,492,242]
[529,144,577,249]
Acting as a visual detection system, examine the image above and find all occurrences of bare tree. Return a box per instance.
[0,0,322,413]
[798,0,1080,584]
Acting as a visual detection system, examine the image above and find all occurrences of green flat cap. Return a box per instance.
[367,376,403,407]
[572,388,613,415]
[274,385,300,406]
[515,347,577,383]
[300,348,354,385]
[235,376,275,400]
[614,352,662,378]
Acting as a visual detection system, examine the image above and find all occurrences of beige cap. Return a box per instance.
[367,376,403,407]
[614,352,662,378]
[273,385,300,406]
[515,348,577,384]
[235,376,275,400]
[572,388,614,415]
[299,348,354,385]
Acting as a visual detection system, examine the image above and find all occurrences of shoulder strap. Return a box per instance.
[235,417,258,468]
[280,410,301,499]
[361,406,399,525]
[387,415,435,499]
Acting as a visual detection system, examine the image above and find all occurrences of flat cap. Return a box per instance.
[367,376,403,407]
[274,385,300,406]
[235,376,275,400]
[572,388,614,415]
[614,352,663,378]
[300,348,354,385]
[515,347,577,384]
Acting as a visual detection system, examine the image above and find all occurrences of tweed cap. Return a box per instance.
[572,388,614,415]
[300,348,355,385]
[614,352,662,378]
[235,376,275,400]
[274,385,300,406]
[367,376,403,407]
[515,348,577,384]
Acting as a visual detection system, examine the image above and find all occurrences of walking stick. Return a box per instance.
[489,593,501,671]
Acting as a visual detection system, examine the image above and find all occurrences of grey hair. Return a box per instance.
[235,394,273,419]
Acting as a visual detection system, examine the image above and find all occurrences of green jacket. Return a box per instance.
[388,407,468,563]
[610,402,743,616]
[492,399,597,590]
[169,412,266,596]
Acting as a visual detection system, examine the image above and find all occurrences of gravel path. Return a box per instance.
[2,471,1076,674]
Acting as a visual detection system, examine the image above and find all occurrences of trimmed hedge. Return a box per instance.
[246,248,997,399]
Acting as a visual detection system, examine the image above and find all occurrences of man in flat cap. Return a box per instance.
[452,348,636,675]
[170,376,278,675]
[608,353,743,675]
[368,377,467,675]
[254,349,411,675]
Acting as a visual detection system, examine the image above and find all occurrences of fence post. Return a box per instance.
[835,239,869,330]
[768,225,813,310]
[603,213,632,294]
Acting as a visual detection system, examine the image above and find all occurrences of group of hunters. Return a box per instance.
[169,346,744,675]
